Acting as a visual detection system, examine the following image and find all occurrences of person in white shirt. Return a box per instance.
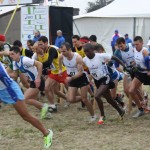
[128,36,150,117]
[9,46,49,119]
[83,43,125,124]
[59,42,97,122]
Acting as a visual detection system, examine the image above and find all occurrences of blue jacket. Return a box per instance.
[111,34,120,47]
[55,36,65,48]
[33,34,41,42]
[125,38,132,44]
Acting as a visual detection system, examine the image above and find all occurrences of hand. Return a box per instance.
[34,78,41,88]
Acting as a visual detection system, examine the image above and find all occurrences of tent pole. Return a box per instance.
[73,20,81,36]
[133,17,136,38]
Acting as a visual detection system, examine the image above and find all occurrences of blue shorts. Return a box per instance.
[111,71,124,81]
[0,80,24,104]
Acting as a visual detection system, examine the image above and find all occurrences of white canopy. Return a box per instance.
[74,0,150,18]
[73,0,150,53]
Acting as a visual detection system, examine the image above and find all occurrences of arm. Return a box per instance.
[34,60,43,88]
[0,50,9,56]
[111,55,126,69]
[9,70,18,81]
[58,54,63,74]
[42,47,58,69]
[71,55,83,80]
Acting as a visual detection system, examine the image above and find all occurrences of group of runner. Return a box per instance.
[0,33,150,148]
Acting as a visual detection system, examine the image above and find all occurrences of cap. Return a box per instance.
[0,34,6,42]
[115,30,118,33]
[89,35,97,42]
[125,34,128,36]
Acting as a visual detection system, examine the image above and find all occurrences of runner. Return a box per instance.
[59,42,97,122]
[83,43,125,124]
[9,46,49,119]
[0,61,53,148]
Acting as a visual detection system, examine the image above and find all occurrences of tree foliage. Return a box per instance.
[86,0,114,13]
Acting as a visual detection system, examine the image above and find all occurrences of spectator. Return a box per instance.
[124,34,132,44]
[111,30,121,54]
[55,30,65,48]
[33,30,41,42]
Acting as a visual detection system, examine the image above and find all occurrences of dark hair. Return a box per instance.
[72,35,80,40]
[134,36,143,42]
[10,46,21,54]
[38,36,48,43]
[27,40,35,46]
[116,37,125,45]
[83,43,94,51]
[13,40,22,47]
[61,42,71,51]
[94,44,105,52]
[89,35,97,42]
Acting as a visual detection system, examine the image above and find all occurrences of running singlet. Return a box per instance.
[120,45,134,66]
[0,62,13,90]
[13,56,38,81]
[36,46,66,74]
[63,52,80,76]
[75,47,88,70]
[83,53,111,80]
[134,47,148,73]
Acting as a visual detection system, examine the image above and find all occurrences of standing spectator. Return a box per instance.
[111,30,121,54]
[124,34,132,44]
[33,30,41,42]
[55,30,65,48]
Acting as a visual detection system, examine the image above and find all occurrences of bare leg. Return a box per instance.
[13,100,49,136]
[24,88,43,110]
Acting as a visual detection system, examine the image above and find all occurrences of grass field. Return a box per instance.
[0,83,150,150]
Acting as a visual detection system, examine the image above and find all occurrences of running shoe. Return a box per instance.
[90,115,97,122]
[132,110,145,118]
[44,129,53,148]
[40,103,49,119]
[48,104,57,113]
[97,116,106,125]
[120,109,125,120]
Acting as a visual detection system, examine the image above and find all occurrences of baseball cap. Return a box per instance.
[115,30,118,33]
[125,34,128,36]
[89,35,97,42]
[0,34,6,42]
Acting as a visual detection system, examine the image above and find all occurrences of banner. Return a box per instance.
[21,6,49,47]
[0,0,32,5]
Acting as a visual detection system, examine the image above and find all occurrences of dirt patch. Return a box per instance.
[0,83,150,150]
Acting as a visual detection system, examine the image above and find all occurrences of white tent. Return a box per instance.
[73,0,150,53]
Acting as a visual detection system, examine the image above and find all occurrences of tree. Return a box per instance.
[86,0,114,13]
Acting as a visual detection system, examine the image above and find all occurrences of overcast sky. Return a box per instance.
[48,0,94,14]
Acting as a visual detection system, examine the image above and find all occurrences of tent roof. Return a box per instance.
[74,0,150,19]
